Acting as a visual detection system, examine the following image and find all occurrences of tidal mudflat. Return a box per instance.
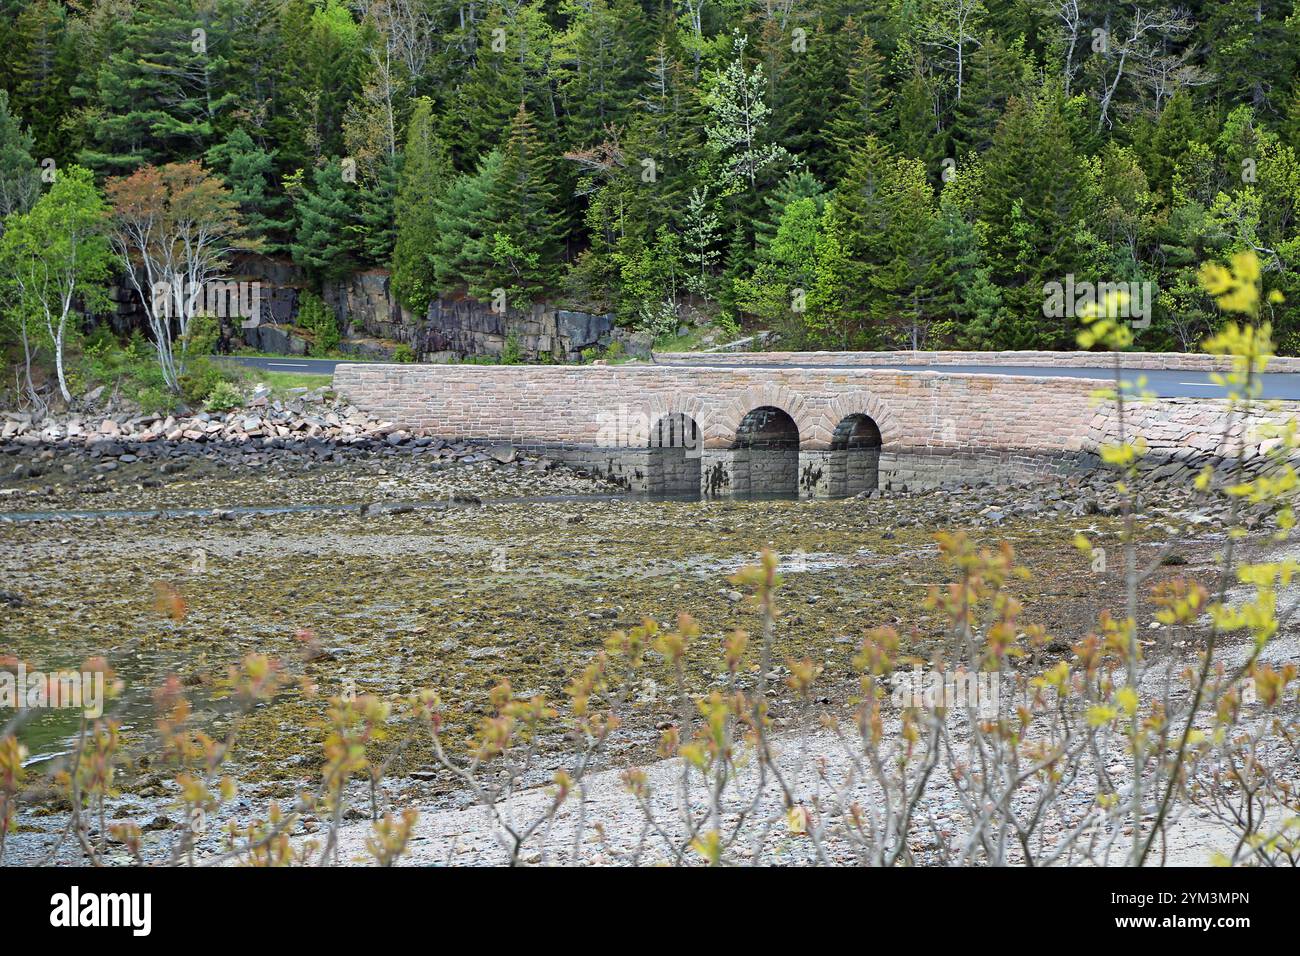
[0,447,1258,863]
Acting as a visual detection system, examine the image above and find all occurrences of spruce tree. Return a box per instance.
[7,0,72,162]
[977,85,1098,347]
[484,104,566,300]
[206,129,290,251]
[755,171,826,256]
[430,150,501,294]
[291,159,361,281]
[951,35,1030,158]
[827,32,892,177]
[393,98,454,315]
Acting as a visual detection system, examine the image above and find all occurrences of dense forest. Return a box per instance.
[1,0,1299,356]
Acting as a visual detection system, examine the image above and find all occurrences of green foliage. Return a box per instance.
[78,326,174,412]
[392,99,453,316]
[501,331,523,366]
[0,164,114,401]
[206,129,290,252]
[291,159,360,281]
[78,0,238,176]
[0,0,1297,355]
[481,105,566,301]
[392,343,415,363]
[0,90,40,222]
[295,291,340,355]
[203,379,244,411]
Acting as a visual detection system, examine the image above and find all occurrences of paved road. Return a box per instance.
[223,355,343,374]
[222,355,1300,400]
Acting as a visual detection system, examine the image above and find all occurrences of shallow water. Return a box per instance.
[0,490,806,523]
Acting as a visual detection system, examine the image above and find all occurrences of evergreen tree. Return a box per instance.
[274,0,364,167]
[7,0,73,161]
[430,150,501,294]
[291,159,361,280]
[755,170,826,256]
[951,35,1031,158]
[484,105,567,300]
[976,85,1098,347]
[554,0,648,150]
[357,153,398,266]
[0,91,41,227]
[205,129,290,251]
[614,36,707,241]
[1141,90,1204,198]
[79,0,239,175]
[392,98,454,315]
[1203,0,1297,120]
[450,3,555,164]
[891,64,947,174]
[827,31,892,177]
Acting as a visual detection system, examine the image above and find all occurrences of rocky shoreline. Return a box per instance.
[0,385,630,516]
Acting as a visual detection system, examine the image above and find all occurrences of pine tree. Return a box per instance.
[357,153,398,266]
[430,150,501,294]
[891,63,947,173]
[274,0,364,167]
[451,3,555,165]
[931,178,1001,346]
[734,195,822,326]
[79,0,239,175]
[615,36,707,241]
[755,170,826,256]
[977,84,1098,347]
[205,129,290,251]
[876,159,943,348]
[1202,0,1297,120]
[554,0,648,151]
[718,221,754,320]
[951,34,1030,158]
[831,132,896,315]
[827,31,892,177]
[7,0,73,162]
[1142,90,1204,198]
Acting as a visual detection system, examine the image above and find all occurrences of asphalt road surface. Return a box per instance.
[222,354,1300,400]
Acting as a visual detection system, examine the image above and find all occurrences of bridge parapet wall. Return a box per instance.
[332,363,1100,454]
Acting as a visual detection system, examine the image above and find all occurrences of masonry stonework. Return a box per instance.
[331,362,1300,496]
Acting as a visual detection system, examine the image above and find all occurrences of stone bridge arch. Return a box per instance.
[798,393,897,497]
[711,382,816,448]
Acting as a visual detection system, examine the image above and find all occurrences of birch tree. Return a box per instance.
[106,162,248,392]
[0,166,113,405]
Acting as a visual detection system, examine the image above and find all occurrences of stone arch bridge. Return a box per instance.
[333,362,1131,496]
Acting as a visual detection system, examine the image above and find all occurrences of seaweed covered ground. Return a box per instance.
[0,449,1247,862]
